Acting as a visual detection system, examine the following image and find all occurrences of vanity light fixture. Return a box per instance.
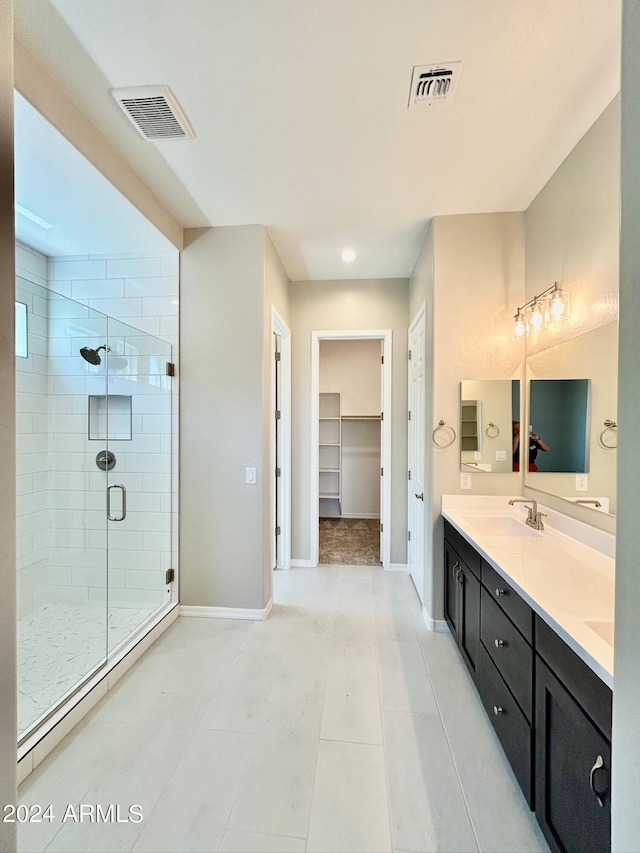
[513,281,570,340]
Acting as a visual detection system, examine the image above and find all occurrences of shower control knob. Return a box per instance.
[96,450,116,471]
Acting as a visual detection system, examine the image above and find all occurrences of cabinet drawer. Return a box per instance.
[444,520,481,580]
[477,643,533,808]
[481,559,533,643]
[481,587,533,722]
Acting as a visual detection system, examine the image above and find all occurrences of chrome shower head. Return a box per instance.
[80,344,109,365]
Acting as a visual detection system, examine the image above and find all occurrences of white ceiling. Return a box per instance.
[15,0,621,280]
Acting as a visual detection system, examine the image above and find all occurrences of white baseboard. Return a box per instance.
[180,599,273,621]
[339,512,381,519]
[422,606,449,633]
[291,559,316,568]
[387,563,409,573]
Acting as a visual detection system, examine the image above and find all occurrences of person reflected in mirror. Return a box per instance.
[512,421,550,472]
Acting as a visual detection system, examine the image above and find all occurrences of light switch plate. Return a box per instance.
[245,467,257,485]
[576,473,588,491]
[460,472,472,490]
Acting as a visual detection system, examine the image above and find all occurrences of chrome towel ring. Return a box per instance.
[485,422,500,438]
[599,419,617,449]
[432,420,456,448]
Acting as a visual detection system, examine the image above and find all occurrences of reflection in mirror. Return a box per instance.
[460,380,520,474]
[525,321,617,515]
[528,379,590,473]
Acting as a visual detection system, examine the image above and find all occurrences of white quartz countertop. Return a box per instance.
[441,495,615,688]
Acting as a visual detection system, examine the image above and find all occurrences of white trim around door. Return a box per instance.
[310,329,392,570]
[271,307,291,570]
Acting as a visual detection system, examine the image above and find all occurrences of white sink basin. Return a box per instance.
[584,619,614,645]
[462,515,542,538]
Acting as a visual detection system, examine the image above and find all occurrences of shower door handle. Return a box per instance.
[107,484,127,521]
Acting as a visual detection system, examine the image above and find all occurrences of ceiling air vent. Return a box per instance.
[408,61,462,108]
[110,85,195,140]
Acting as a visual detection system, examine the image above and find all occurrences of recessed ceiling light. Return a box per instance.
[341,249,357,263]
[15,203,53,229]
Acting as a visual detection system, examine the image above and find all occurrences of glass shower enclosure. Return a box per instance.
[16,276,175,740]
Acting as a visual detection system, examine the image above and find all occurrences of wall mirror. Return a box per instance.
[460,379,520,473]
[525,321,618,515]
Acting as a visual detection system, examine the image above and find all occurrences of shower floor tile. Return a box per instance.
[18,604,152,736]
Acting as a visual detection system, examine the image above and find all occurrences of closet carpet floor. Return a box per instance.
[319,517,381,566]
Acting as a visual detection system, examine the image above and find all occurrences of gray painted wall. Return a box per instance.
[0,1,17,848]
[180,226,268,610]
[289,278,409,564]
[613,2,640,846]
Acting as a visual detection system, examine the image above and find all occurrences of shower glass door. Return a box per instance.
[105,318,173,655]
[16,280,174,741]
[16,281,109,739]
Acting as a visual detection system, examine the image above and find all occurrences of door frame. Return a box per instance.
[310,329,392,569]
[407,302,426,603]
[271,306,291,570]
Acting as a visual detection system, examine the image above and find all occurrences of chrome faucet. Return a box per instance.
[508,498,546,531]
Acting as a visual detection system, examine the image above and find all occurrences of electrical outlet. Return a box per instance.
[576,473,588,492]
[496,450,507,461]
[460,472,472,490]
[473,451,481,460]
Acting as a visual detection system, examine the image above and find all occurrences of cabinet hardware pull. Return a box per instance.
[589,754,606,808]
[493,705,503,715]
[415,492,424,500]
[495,588,505,597]
[452,561,460,580]
[456,568,464,585]
[494,639,505,648]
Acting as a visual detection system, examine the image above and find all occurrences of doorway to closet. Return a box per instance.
[310,331,392,569]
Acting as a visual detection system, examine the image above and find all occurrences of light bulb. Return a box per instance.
[527,298,545,332]
[548,282,570,321]
[513,311,526,340]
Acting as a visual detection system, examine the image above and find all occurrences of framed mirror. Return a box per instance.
[525,321,617,514]
[460,379,520,473]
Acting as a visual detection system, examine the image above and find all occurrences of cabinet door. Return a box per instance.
[459,563,480,680]
[443,539,460,640]
[536,657,611,853]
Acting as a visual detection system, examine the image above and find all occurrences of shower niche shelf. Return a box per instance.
[88,395,133,441]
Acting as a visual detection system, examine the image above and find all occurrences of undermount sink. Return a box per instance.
[462,515,542,538]
[584,619,614,645]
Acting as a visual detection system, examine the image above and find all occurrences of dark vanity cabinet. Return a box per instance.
[443,523,481,681]
[443,520,612,852]
[535,618,612,853]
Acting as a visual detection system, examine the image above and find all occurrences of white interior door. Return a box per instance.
[408,307,426,602]
[274,332,283,569]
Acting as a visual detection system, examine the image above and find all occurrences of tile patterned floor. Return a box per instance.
[18,567,549,853]
[18,605,153,737]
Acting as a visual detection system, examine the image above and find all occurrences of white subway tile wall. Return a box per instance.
[44,251,178,621]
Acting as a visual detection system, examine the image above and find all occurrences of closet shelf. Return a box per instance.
[319,442,340,447]
[341,415,381,420]
[319,467,340,472]
[319,492,340,499]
